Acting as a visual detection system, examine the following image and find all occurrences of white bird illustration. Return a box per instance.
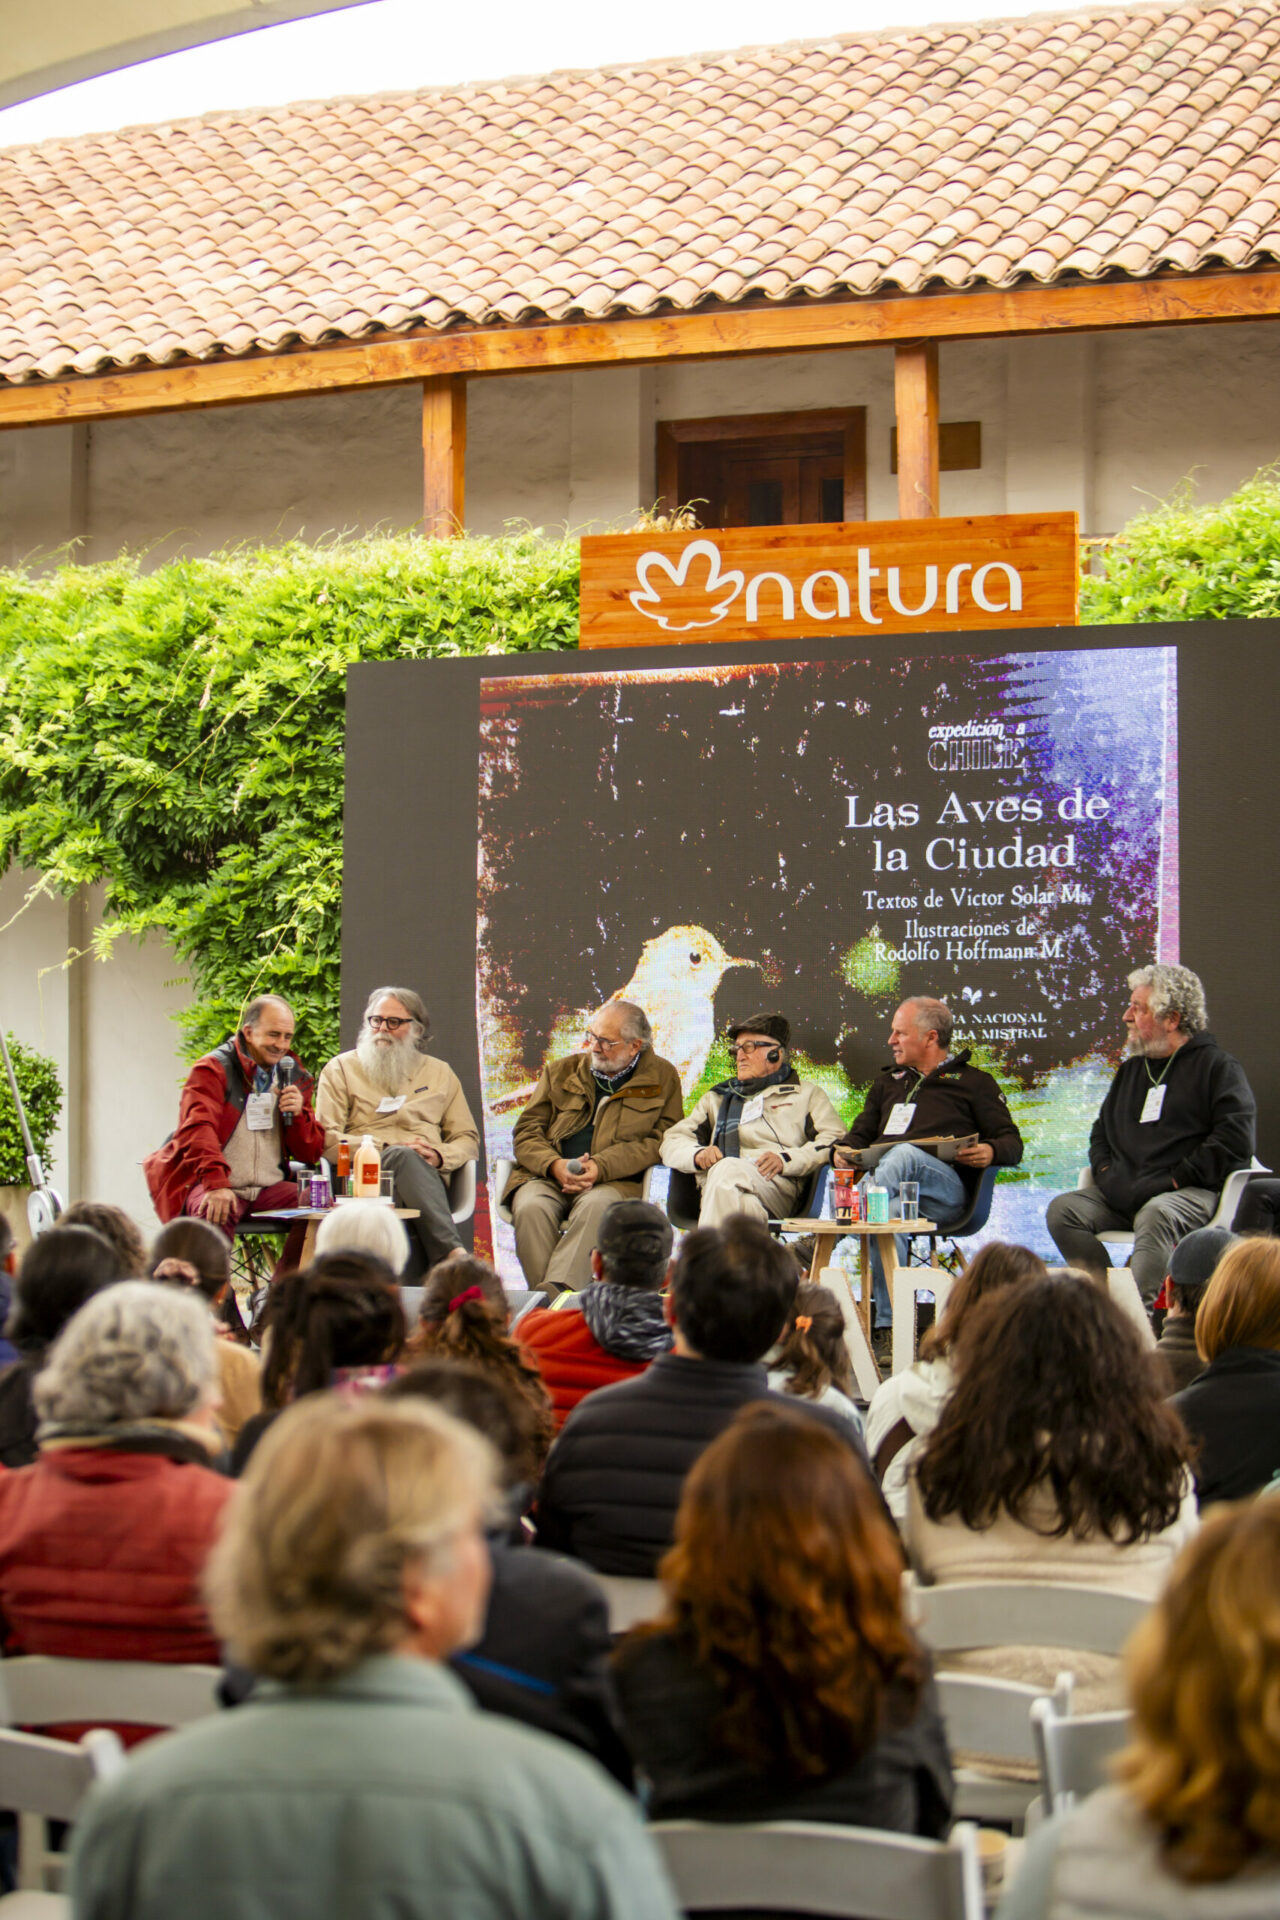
[490,924,756,1109]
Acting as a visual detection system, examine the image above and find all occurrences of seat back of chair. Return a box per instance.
[447,1159,476,1224]
[596,1575,665,1636]
[0,1725,124,1825]
[0,1656,222,1731]
[665,1166,702,1232]
[651,1818,983,1920]
[1031,1696,1131,1811]
[935,1673,1070,1764]
[909,1582,1148,1658]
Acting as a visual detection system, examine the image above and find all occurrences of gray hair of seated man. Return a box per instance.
[1128,963,1208,1035]
[34,1279,215,1429]
[315,1203,412,1274]
[609,1000,652,1045]
[363,985,430,1049]
[903,996,953,1050]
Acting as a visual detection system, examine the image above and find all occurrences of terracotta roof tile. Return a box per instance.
[4,0,1280,381]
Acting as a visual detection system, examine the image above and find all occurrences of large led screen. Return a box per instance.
[475,644,1177,1273]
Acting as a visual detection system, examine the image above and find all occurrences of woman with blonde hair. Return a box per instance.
[70,1396,679,1920]
[998,1500,1280,1918]
[614,1399,951,1831]
[1172,1235,1280,1505]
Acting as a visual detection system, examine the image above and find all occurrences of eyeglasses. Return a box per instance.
[730,1039,775,1055]
[586,1031,629,1051]
[368,1015,412,1032]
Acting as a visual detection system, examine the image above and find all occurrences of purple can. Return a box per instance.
[309,1168,333,1210]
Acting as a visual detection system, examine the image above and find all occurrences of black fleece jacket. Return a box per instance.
[1089,1030,1255,1216]
[835,1048,1023,1167]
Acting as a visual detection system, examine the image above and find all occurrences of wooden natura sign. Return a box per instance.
[578,512,1078,648]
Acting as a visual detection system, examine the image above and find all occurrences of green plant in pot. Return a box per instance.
[0,1036,62,1240]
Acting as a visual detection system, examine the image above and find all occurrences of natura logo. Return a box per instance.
[629,540,744,631]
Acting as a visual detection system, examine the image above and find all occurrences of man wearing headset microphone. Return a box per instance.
[661,1013,843,1228]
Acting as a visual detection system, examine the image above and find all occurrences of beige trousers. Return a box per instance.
[510,1177,631,1293]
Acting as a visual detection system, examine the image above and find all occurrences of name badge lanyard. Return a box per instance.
[884,1069,926,1137]
[1140,1052,1175,1124]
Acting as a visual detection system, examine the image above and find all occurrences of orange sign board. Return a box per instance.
[578,512,1078,648]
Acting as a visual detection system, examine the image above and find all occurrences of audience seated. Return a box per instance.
[1172,1236,1280,1504]
[614,1400,951,1831]
[517,1200,673,1431]
[60,1200,148,1276]
[314,1200,412,1272]
[231,1252,406,1472]
[1154,1226,1234,1394]
[383,1360,632,1783]
[910,1273,1196,1706]
[410,1257,553,1470]
[998,1501,1280,1920]
[866,1242,1047,1524]
[150,1216,262,1449]
[0,1224,123,1468]
[766,1281,865,1431]
[535,1217,868,1575]
[0,1282,231,1663]
[70,1396,679,1920]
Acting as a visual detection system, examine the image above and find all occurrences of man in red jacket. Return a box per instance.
[517,1200,673,1430]
[144,995,326,1230]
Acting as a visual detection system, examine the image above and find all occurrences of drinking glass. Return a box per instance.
[899,1180,920,1223]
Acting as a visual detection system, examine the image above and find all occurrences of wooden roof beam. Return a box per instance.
[2,269,1279,431]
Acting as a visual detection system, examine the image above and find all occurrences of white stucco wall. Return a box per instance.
[4,320,1276,570]
[0,868,190,1246]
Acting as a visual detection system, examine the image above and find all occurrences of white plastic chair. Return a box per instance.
[906,1580,1149,1660]
[447,1159,476,1224]
[0,1724,124,1900]
[651,1817,984,1919]
[1031,1693,1131,1814]
[596,1575,664,1635]
[0,1656,222,1733]
[936,1671,1073,1825]
[1075,1157,1269,1245]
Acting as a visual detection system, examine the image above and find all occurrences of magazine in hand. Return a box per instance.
[848,1133,979,1169]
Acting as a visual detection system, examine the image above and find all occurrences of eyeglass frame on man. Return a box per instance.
[585,1028,630,1053]
[368,1014,413,1032]
[729,1039,777,1056]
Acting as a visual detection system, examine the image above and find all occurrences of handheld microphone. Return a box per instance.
[566,1157,585,1175]
[276,1056,298,1125]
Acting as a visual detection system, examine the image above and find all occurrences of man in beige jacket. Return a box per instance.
[315,987,479,1277]
[661,1013,843,1227]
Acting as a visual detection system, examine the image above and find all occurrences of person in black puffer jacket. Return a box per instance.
[535,1217,871,1576]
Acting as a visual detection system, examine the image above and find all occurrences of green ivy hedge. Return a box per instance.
[0,533,578,1068]
[0,474,1275,1072]
[0,1035,62,1188]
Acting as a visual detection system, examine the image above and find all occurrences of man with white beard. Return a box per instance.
[316,988,479,1277]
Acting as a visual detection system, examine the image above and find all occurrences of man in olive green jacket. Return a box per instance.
[506,1000,683,1295]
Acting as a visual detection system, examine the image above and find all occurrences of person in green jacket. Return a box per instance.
[70,1393,679,1920]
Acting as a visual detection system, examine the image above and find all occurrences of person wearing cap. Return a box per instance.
[1154,1226,1235,1394]
[516,1200,674,1431]
[661,1014,843,1228]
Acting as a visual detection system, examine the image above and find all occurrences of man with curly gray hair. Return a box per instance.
[1047,964,1256,1304]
